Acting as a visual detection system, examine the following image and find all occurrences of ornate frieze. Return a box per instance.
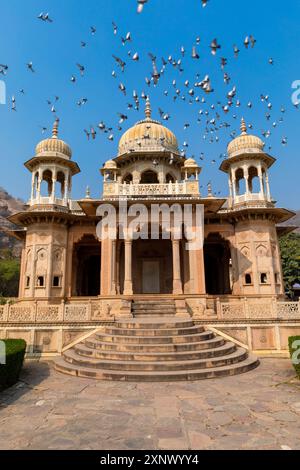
[36,306,61,322]
[64,305,88,322]
[8,306,34,322]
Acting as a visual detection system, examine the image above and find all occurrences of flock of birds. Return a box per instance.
[1,1,298,196]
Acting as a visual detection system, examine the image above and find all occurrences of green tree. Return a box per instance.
[279,233,300,295]
[0,253,20,299]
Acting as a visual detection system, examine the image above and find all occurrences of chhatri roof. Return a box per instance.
[35,119,72,159]
[118,97,179,156]
[227,118,265,157]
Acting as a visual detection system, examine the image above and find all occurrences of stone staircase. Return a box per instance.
[54,318,259,382]
[131,299,176,317]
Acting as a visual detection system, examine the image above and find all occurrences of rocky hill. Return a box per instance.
[0,188,25,257]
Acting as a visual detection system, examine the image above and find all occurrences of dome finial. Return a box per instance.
[145,96,152,119]
[85,186,91,199]
[52,118,60,139]
[240,117,247,135]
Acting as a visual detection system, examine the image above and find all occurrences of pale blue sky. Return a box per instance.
[0,0,299,210]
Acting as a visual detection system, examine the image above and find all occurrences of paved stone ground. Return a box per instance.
[0,359,299,450]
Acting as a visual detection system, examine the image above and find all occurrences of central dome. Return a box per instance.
[118,98,179,155]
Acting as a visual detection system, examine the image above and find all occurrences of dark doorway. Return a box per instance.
[204,233,231,295]
[133,239,173,294]
[140,170,159,184]
[118,239,173,294]
[72,235,101,296]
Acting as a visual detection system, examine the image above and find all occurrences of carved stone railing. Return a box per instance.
[219,299,300,321]
[1,299,299,324]
[0,300,120,324]
[103,181,200,197]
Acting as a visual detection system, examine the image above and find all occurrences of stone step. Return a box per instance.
[133,310,175,315]
[102,325,205,337]
[74,341,237,362]
[84,335,226,353]
[62,347,248,372]
[132,304,175,310]
[94,330,214,344]
[133,307,175,311]
[115,319,195,329]
[133,300,175,304]
[133,313,177,318]
[54,355,259,382]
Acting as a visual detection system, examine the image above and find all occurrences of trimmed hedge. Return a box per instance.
[0,339,26,391]
[288,336,300,378]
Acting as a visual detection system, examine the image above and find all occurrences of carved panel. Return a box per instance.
[256,244,268,257]
[25,248,33,275]
[277,302,300,319]
[221,303,246,319]
[219,328,248,345]
[8,307,34,322]
[91,302,102,320]
[251,327,276,350]
[63,330,87,348]
[36,247,48,275]
[34,330,59,353]
[36,306,60,322]
[0,306,5,321]
[248,304,274,319]
[64,305,88,322]
[53,248,64,274]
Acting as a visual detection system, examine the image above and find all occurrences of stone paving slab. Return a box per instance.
[0,359,299,450]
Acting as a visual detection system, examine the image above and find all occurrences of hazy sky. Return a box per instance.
[0,0,299,210]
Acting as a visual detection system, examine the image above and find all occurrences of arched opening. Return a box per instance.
[72,234,101,296]
[166,173,175,183]
[123,173,133,184]
[248,166,260,193]
[40,170,53,197]
[33,172,39,198]
[140,170,159,184]
[104,171,116,182]
[235,168,245,195]
[56,171,66,199]
[204,233,232,295]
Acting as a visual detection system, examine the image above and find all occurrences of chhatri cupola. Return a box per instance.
[101,97,201,198]
[25,119,80,208]
[220,118,275,209]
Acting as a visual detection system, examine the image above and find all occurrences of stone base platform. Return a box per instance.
[54,318,259,382]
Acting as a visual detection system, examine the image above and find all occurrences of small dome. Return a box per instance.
[118,97,178,155]
[104,159,117,170]
[35,120,72,159]
[184,158,198,168]
[227,118,265,157]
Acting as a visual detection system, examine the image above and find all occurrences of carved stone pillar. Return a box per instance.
[244,167,249,195]
[172,239,183,294]
[258,165,264,197]
[111,240,117,295]
[124,239,133,295]
[265,171,271,201]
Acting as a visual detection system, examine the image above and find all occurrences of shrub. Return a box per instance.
[0,339,26,391]
[288,336,300,378]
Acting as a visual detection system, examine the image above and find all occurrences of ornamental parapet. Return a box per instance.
[103,181,200,198]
